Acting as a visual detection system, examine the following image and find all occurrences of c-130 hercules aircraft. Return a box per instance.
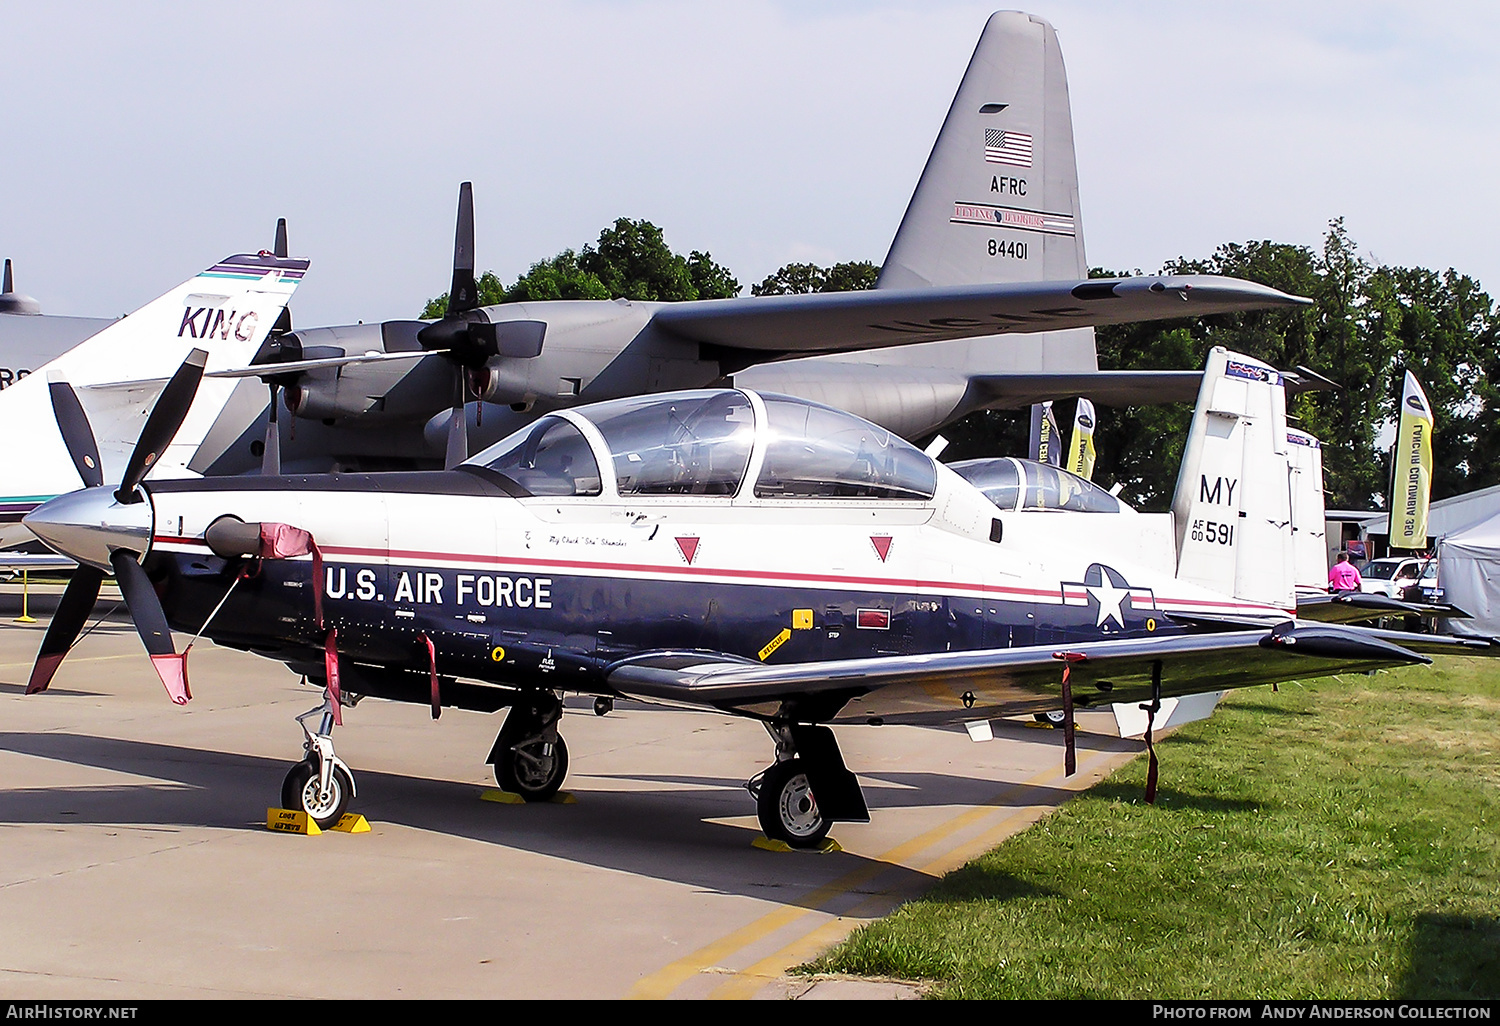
[189,11,1312,478]
[22,345,1491,847]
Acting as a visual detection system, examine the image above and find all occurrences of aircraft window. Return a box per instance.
[1020,461,1121,513]
[585,391,755,496]
[753,396,936,500]
[947,458,1022,511]
[481,417,602,496]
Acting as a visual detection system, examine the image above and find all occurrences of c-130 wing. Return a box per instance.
[649,275,1309,365]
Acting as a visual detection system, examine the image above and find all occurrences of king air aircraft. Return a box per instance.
[0,248,308,567]
[183,11,1314,479]
[21,346,1493,846]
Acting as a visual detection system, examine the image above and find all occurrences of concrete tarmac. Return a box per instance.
[0,586,1143,1000]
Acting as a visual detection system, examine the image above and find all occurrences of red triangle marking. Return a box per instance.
[676,536,700,565]
[870,535,893,562]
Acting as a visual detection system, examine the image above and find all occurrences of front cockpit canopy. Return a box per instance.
[468,390,937,502]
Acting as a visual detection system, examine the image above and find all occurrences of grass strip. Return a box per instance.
[805,658,1500,999]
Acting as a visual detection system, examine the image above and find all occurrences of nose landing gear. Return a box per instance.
[282,688,358,830]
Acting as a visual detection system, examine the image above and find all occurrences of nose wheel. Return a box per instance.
[282,758,353,829]
[282,688,359,830]
[753,757,829,849]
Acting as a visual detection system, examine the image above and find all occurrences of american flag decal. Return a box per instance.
[984,128,1032,168]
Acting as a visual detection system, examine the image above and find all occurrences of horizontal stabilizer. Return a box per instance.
[1296,591,1470,624]
[970,364,1336,410]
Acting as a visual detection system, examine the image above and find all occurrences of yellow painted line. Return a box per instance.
[631,745,1133,1000]
[703,746,1137,1000]
[627,857,892,999]
[0,653,141,672]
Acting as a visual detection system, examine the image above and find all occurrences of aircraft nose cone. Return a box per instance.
[23,487,154,570]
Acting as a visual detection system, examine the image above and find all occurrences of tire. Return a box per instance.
[494,733,569,802]
[1034,710,1066,727]
[755,758,830,849]
[281,758,352,830]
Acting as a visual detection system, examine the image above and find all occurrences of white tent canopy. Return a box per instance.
[1360,482,1500,540]
[1439,513,1500,638]
[1357,484,1500,637]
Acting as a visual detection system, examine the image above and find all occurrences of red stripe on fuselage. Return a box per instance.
[150,535,1290,616]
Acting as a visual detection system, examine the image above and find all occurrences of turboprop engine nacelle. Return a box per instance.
[278,321,428,422]
[463,360,541,407]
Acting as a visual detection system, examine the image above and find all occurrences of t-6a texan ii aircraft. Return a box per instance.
[190,11,1310,478]
[22,346,1491,847]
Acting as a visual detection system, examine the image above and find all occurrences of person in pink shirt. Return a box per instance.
[1328,552,1363,593]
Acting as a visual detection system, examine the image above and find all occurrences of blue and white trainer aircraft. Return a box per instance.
[20,346,1489,846]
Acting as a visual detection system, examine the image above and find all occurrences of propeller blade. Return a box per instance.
[446,182,478,316]
[262,383,282,475]
[111,550,189,704]
[274,217,288,260]
[3,258,11,294]
[444,372,468,470]
[116,348,208,504]
[47,379,105,488]
[26,565,105,694]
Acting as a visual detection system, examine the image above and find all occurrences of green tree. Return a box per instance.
[421,218,740,315]
[1365,265,1499,500]
[752,260,879,296]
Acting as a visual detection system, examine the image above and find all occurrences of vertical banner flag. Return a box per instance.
[1391,370,1434,549]
[1029,402,1061,466]
[1067,398,1097,480]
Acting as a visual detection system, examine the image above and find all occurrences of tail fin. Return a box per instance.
[879,11,1085,289]
[0,253,307,508]
[1170,348,1296,611]
[842,10,1093,381]
[1287,428,1329,592]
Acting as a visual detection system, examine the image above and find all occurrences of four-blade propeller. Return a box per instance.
[24,350,210,703]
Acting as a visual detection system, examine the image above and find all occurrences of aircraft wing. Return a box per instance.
[0,552,76,574]
[604,621,1427,726]
[650,275,1310,360]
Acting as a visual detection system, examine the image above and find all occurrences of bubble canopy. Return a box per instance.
[466,390,938,501]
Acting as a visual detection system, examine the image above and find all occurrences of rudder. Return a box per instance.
[1170,347,1296,611]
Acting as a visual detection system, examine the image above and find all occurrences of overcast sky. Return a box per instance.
[3,1,1496,326]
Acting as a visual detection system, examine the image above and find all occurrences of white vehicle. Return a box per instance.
[1359,557,1432,599]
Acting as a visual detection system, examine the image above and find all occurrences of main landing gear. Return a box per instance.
[487,692,569,801]
[282,689,358,830]
[748,723,869,850]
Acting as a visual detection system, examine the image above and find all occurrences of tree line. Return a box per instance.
[424,217,1498,512]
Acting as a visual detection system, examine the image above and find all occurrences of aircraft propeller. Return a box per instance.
[257,217,293,476]
[24,350,211,703]
[415,182,544,468]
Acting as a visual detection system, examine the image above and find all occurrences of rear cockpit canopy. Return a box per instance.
[467,390,938,502]
[949,457,1131,514]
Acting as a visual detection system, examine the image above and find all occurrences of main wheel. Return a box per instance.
[494,733,569,802]
[755,758,830,849]
[281,759,352,830]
